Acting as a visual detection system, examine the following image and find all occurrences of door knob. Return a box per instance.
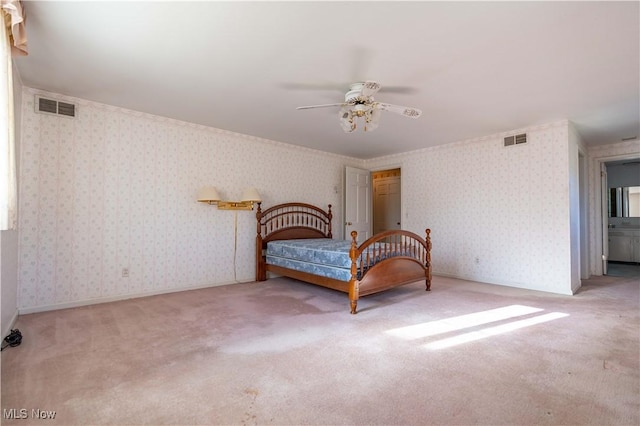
[346,222,352,226]
[397,222,401,225]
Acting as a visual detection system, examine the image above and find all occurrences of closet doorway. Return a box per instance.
[372,168,401,234]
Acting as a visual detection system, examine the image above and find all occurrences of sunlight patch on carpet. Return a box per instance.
[424,312,570,349]
[386,305,544,339]
[386,305,569,350]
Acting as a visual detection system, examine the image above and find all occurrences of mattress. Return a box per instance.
[266,238,353,281]
[265,238,414,281]
[267,238,353,268]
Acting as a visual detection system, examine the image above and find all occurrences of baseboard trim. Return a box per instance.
[434,271,574,296]
[17,280,251,315]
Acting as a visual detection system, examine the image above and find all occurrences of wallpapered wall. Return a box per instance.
[18,88,357,312]
[365,121,574,294]
[17,87,583,312]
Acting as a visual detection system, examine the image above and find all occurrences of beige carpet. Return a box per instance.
[1,273,638,425]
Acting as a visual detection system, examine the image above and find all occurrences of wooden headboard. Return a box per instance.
[255,202,332,281]
[256,202,332,242]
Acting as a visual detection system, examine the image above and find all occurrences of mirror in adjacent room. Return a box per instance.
[609,186,640,217]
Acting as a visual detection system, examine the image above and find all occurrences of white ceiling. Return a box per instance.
[14,1,640,159]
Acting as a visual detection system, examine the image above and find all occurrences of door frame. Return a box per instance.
[370,164,403,232]
[372,168,402,234]
[600,161,609,275]
[593,153,640,276]
[579,151,589,279]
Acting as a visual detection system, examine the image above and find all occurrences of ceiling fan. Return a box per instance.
[296,81,422,133]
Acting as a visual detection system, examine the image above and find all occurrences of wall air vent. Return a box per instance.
[57,101,76,117]
[35,96,76,118]
[504,133,527,147]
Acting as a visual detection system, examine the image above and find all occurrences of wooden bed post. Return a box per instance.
[348,230,359,314]
[327,204,333,238]
[256,202,266,281]
[425,228,432,291]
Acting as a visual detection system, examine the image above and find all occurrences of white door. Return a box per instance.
[373,176,401,233]
[344,166,371,242]
[601,163,609,275]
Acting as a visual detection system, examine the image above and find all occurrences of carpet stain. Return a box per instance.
[241,388,259,426]
[244,388,259,397]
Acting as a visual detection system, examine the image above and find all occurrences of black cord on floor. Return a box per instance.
[1,329,22,351]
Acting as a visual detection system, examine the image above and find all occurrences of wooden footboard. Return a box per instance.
[347,229,431,313]
[255,202,432,314]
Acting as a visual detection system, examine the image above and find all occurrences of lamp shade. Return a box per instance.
[197,186,221,202]
[241,187,262,202]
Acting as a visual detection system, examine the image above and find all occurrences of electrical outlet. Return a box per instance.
[122,268,129,278]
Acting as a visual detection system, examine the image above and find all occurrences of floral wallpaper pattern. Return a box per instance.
[18,87,582,312]
[366,121,573,294]
[18,88,354,311]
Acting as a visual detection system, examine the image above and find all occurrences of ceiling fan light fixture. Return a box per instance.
[364,106,381,132]
[298,80,420,133]
[339,107,355,132]
[353,104,368,115]
[339,104,381,133]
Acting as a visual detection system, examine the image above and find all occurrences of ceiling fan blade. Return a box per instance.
[377,103,422,118]
[280,82,345,93]
[361,80,381,97]
[297,103,347,110]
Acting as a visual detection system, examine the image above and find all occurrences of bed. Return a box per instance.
[255,202,432,314]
